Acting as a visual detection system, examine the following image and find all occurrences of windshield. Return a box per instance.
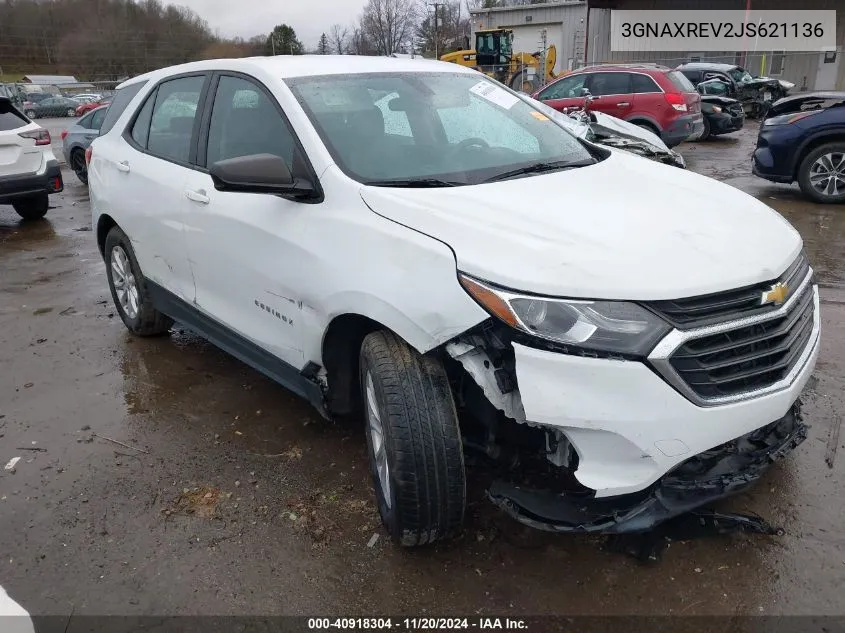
[286,72,594,186]
[730,67,754,83]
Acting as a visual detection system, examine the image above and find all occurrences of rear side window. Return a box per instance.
[130,92,156,148]
[631,74,661,94]
[0,100,28,130]
[90,107,107,130]
[666,71,696,93]
[587,72,631,96]
[100,81,147,135]
[147,75,205,164]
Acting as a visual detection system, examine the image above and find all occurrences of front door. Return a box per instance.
[535,73,588,112]
[815,50,840,91]
[182,73,313,368]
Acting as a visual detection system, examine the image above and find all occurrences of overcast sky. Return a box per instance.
[176,0,370,48]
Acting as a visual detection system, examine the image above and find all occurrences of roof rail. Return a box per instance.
[581,62,671,70]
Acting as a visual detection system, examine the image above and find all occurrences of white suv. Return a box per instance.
[0,96,63,220]
[89,57,820,546]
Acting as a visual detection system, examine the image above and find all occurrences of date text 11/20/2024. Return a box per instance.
[307,618,529,630]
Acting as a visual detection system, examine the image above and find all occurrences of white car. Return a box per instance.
[0,96,63,220]
[88,56,820,546]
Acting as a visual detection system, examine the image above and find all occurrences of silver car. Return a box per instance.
[62,105,107,184]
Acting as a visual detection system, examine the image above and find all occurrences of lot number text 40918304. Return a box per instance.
[307,617,529,630]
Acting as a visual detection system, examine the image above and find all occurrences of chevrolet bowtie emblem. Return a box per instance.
[761,282,789,306]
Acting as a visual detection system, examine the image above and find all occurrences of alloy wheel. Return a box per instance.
[809,152,845,198]
[365,371,391,508]
[110,245,139,320]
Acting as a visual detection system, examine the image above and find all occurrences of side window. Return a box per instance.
[681,70,700,84]
[587,72,631,96]
[631,74,661,93]
[373,92,412,137]
[130,91,156,148]
[89,107,107,130]
[147,75,205,164]
[539,74,587,100]
[206,75,297,170]
[100,81,147,135]
[438,96,540,155]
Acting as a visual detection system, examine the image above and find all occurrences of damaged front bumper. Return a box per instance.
[489,403,806,533]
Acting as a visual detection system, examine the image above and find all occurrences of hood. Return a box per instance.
[701,95,740,107]
[767,91,845,116]
[359,151,801,300]
[588,111,669,151]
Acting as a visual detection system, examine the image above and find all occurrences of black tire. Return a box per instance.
[509,70,537,94]
[66,108,76,117]
[699,116,711,141]
[12,194,48,221]
[633,121,660,136]
[70,149,88,185]
[25,110,36,119]
[104,226,173,336]
[359,330,465,547]
[797,142,845,204]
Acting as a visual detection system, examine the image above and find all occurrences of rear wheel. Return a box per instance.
[12,194,48,221]
[66,108,76,117]
[104,226,173,336]
[359,330,466,547]
[797,143,845,204]
[633,121,660,136]
[70,149,88,185]
[25,110,36,119]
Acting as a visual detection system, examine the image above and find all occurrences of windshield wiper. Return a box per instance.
[365,178,464,188]
[484,159,595,183]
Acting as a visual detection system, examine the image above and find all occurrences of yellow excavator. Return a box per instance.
[440,28,565,93]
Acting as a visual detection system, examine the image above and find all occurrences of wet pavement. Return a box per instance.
[1,123,844,619]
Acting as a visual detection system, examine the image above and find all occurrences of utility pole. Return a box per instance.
[430,2,444,59]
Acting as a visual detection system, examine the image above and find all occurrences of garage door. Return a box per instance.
[507,24,563,72]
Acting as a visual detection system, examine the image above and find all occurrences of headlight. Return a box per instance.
[711,105,722,113]
[763,110,821,126]
[459,274,671,356]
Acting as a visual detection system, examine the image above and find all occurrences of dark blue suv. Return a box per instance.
[753,92,845,203]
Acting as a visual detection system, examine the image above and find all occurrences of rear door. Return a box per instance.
[630,72,665,123]
[584,72,633,119]
[110,74,209,302]
[0,101,40,177]
[535,73,589,112]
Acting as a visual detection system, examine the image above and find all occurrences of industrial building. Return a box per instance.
[469,0,844,90]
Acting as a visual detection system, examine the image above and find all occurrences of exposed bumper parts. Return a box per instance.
[489,400,806,534]
[0,160,63,204]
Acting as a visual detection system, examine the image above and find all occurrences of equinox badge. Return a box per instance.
[761,282,789,306]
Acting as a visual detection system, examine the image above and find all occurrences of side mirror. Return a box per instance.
[210,153,317,201]
[579,87,592,97]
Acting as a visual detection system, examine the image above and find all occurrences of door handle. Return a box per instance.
[616,102,631,107]
[116,160,130,173]
[185,189,210,205]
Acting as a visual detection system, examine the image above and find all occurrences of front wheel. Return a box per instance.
[797,143,845,204]
[359,331,466,547]
[25,110,36,119]
[698,116,711,141]
[12,194,48,220]
[66,108,76,117]
[509,70,538,94]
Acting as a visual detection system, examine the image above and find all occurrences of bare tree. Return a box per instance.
[329,24,348,55]
[360,0,417,56]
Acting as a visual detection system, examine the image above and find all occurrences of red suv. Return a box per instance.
[532,64,704,147]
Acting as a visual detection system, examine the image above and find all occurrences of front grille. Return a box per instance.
[727,103,744,117]
[667,282,815,399]
[647,253,809,329]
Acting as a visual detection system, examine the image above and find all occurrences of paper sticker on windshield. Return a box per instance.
[469,81,519,110]
[530,111,549,121]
